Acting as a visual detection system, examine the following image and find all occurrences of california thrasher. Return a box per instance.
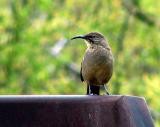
[71,32,113,95]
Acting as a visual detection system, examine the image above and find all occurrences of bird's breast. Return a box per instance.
[82,46,113,85]
[84,46,113,66]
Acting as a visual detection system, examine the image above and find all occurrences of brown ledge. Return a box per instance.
[0,95,154,127]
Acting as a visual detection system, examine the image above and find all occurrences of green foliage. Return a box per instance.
[0,0,160,125]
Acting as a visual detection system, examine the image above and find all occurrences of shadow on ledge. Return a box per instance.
[0,95,154,127]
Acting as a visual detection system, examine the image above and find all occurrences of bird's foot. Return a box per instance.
[103,85,110,95]
[88,93,99,96]
[104,92,110,95]
[87,85,100,95]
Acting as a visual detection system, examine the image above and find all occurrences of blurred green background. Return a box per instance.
[0,0,159,126]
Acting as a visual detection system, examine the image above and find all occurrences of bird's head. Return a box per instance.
[71,32,108,48]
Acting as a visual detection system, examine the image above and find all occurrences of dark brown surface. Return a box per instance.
[0,95,154,127]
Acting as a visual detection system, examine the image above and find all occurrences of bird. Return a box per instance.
[71,32,113,95]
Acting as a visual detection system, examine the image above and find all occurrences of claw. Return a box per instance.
[104,85,110,95]
[89,93,99,96]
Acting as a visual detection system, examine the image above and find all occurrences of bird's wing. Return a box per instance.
[80,62,84,82]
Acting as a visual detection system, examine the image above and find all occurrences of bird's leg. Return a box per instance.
[88,85,100,95]
[86,85,92,95]
[104,85,110,95]
[86,85,89,95]
[88,85,93,95]
[86,85,93,95]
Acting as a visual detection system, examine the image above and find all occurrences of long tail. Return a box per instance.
[87,85,100,95]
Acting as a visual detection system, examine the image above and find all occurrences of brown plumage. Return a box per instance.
[71,32,113,95]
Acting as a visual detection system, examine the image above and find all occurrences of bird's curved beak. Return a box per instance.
[71,35,86,40]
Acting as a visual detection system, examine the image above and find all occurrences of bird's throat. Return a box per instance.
[85,40,91,48]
